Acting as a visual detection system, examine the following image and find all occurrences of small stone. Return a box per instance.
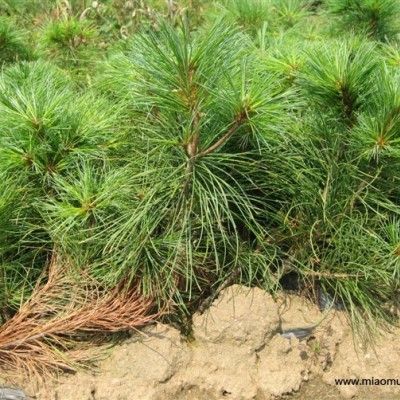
[112,379,121,386]
[0,387,27,400]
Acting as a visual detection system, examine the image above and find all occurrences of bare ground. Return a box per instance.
[5,285,400,400]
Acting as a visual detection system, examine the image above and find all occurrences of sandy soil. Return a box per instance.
[4,285,399,400]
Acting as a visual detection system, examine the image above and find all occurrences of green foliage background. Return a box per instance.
[0,0,399,341]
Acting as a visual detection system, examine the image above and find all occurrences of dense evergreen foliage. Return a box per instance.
[0,0,399,350]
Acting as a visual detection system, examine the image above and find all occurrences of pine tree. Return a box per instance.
[327,0,400,41]
[0,0,399,350]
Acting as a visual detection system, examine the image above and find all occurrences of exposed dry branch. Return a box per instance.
[303,270,360,279]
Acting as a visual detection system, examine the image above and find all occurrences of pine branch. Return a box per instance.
[340,84,354,122]
[185,112,201,158]
[196,115,247,159]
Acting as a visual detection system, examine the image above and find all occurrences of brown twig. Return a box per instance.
[196,118,245,159]
[183,112,200,198]
[185,112,200,159]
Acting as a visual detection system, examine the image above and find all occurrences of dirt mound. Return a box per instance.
[16,285,399,399]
